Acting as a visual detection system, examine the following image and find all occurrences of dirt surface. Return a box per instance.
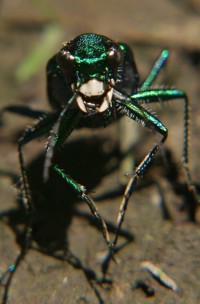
[0,0,200,303]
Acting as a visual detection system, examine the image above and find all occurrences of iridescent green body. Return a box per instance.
[3,32,192,236]
[47,33,139,127]
[48,33,138,93]
[1,34,195,299]
[3,32,192,240]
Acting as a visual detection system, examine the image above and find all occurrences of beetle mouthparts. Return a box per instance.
[76,79,113,113]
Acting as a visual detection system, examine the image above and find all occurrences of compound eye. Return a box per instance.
[56,49,75,76]
[107,46,122,71]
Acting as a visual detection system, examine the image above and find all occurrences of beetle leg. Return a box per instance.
[141,49,170,90]
[53,165,114,254]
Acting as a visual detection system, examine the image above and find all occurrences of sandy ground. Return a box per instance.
[0,0,200,303]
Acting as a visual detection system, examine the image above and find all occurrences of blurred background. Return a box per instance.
[0,0,200,303]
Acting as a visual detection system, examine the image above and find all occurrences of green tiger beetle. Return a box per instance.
[0,33,198,300]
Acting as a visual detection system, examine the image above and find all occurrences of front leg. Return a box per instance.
[118,49,170,183]
[18,111,62,210]
[53,165,113,252]
[113,94,168,247]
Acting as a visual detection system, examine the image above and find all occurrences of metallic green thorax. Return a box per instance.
[61,33,122,82]
[71,34,109,61]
